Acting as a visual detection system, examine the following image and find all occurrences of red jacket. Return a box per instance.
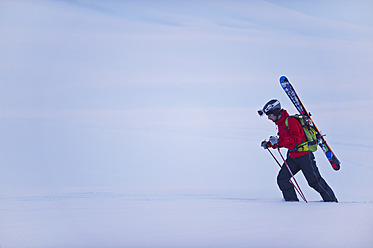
[271,109,311,159]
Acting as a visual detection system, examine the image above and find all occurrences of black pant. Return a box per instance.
[277,152,337,202]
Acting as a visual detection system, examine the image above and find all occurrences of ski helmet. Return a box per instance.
[258,99,281,116]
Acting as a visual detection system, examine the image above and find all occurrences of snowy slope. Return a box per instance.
[1,0,373,247]
[1,189,372,248]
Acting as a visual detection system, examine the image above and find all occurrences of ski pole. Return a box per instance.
[267,149,307,203]
[277,149,308,203]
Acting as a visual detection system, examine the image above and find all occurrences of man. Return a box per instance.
[259,99,338,202]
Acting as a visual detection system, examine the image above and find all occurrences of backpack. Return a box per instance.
[285,115,318,152]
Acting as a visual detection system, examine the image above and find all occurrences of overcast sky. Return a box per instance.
[0,0,372,191]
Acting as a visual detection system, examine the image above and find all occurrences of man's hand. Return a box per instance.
[269,136,279,145]
[261,140,269,149]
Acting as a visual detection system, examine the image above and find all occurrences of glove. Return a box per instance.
[261,140,269,149]
[269,136,279,145]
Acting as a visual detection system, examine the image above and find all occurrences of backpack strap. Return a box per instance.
[285,116,289,128]
[284,115,299,130]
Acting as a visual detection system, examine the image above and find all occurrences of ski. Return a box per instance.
[279,76,341,171]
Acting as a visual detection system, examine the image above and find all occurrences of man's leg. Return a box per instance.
[277,157,300,201]
[298,153,338,202]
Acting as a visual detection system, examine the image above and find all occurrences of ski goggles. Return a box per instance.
[258,100,280,116]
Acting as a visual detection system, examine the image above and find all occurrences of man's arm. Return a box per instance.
[279,117,303,150]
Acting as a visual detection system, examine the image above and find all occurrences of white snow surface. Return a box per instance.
[1,187,373,248]
[1,0,373,247]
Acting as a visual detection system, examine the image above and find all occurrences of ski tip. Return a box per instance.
[279,76,288,83]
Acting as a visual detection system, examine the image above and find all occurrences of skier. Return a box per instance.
[259,99,338,202]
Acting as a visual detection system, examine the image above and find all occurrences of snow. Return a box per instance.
[1,189,373,248]
[1,0,373,247]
